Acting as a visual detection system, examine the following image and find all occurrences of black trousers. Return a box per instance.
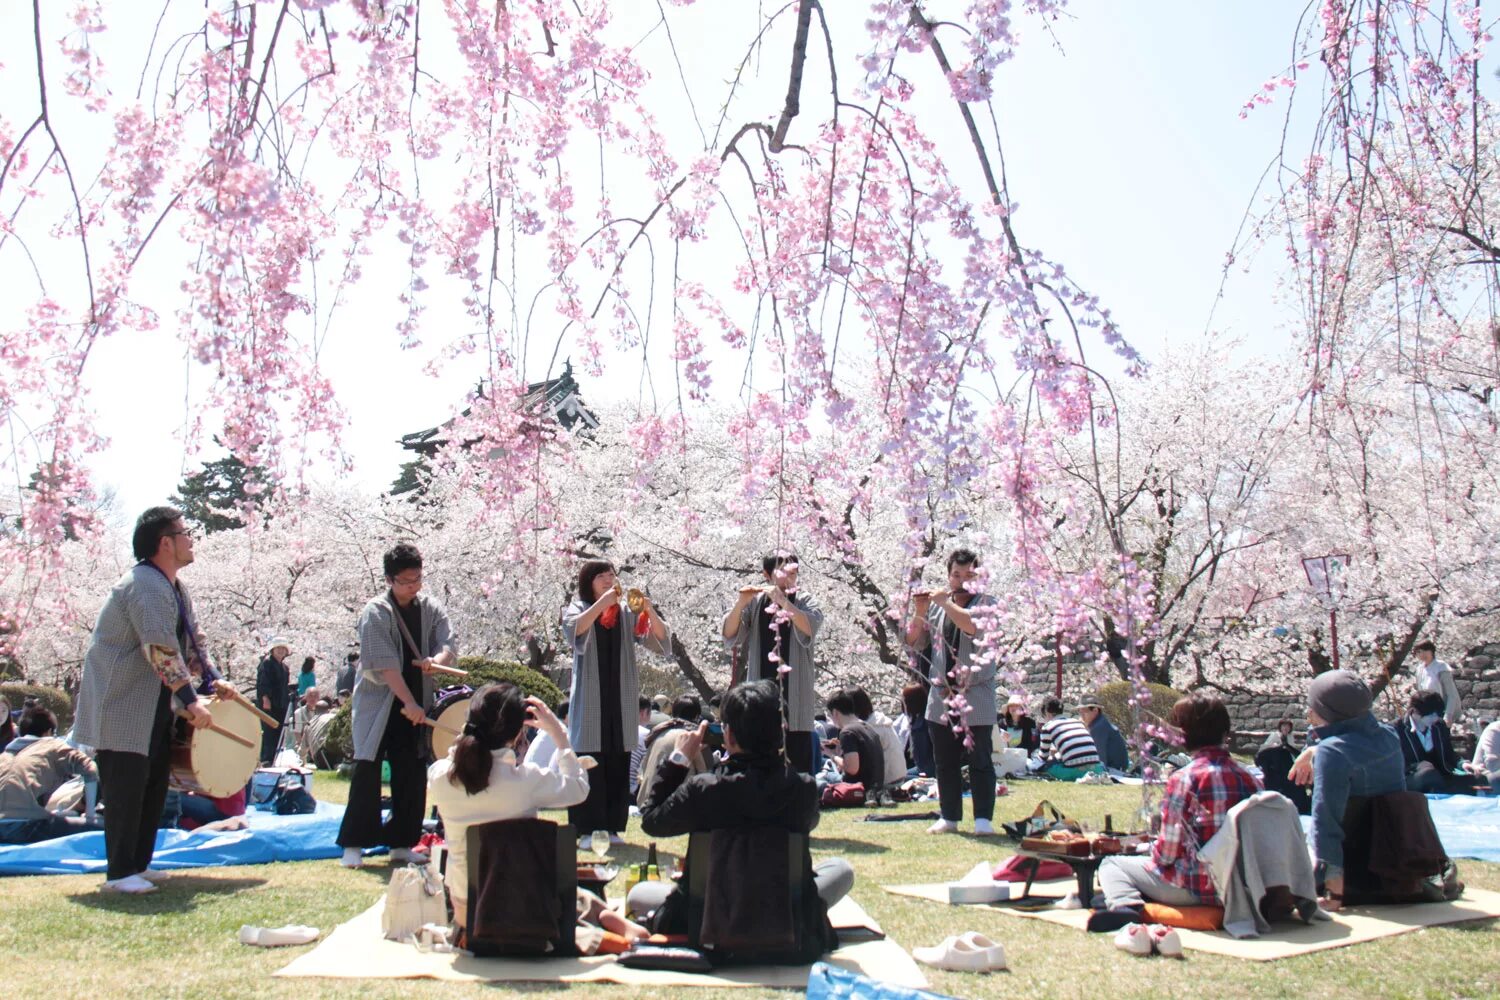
[260,721,280,766]
[96,692,175,881]
[569,751,631,834]
[929,720,997,823]
[337,706,426,849]
[785,729,814,775]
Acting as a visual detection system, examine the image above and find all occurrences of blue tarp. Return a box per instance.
[0,801,346,876]
[1425,794,1500,863]
[1295,794,1500,863]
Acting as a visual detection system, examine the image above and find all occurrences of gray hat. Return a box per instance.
[1308,670,1372,724]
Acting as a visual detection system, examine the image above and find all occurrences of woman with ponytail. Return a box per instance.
[427,682,589,930]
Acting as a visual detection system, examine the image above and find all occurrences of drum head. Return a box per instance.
[431,696,470,761]
[177,696,261,797]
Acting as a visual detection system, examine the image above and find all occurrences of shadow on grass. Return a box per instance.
[68,874,268,912]
[810,837,889,855]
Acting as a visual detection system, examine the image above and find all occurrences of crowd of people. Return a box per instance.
[2,502,1494,966]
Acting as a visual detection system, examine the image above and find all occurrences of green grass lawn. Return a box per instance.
[2,777,1496,1000]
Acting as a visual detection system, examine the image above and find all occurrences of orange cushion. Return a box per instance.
[1141,902,1224,931]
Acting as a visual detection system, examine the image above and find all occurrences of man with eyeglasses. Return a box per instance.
[337,542,457,868]
[74,506,227,894]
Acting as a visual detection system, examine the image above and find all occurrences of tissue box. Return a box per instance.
[948,881,1013,904]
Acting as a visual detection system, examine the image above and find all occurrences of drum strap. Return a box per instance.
[142,561,219,687]
[385,597,426,664]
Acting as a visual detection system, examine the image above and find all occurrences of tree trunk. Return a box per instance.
[669,634,717,702]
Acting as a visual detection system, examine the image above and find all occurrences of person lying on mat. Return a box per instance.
[1287,670,1406,911]
[633,679,854,943]
[426,683,590,935]
[1095,695,1260,919]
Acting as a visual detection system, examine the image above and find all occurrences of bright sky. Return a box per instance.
[1,1,1320,524]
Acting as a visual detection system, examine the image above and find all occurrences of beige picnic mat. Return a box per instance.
[274,895,927,988]
[882,881,1500,961]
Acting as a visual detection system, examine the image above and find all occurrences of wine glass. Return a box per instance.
[590,829,612,859]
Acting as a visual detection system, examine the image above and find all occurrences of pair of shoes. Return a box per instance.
[237,924,322,947]
[1114,923,1183,958]
[101,874,157,895]
[340,847,365,869]
[927,818,959,835]
[136,868,172,883]
[973,818,997,836]
[912,931,1007,972]
[391,847,430,865]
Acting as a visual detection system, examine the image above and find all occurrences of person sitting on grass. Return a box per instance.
[1032,697,1104,780]
[426,683,591,937]
[1393,691,1484,795]
[633,679,853,950]
[1093,694,1261,923]
[0,707,102,845]
[821,689,885,791]
[1078,700,1130,771]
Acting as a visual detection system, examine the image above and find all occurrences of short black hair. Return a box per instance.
[847,687,874,720]
[1413,640,1436,655]
[638,696,652,712]
[721,680,784,756]
[826,689,858,717]
[762,552,797,575]
[671,694,702,722]
[346,651,359,663]
[300,656,315,671]
[132,506,184,561]
[383,542,422,579]
[1041,696,1064,716]
[1170,694,1232,751]
[947,548,980,570]
[555,698,570,720]
[1411,691,1446,716]
[18,706,57,737]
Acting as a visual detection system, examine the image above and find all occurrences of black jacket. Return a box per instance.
[256,654,290,721]
[640,751,833,962]
[1394,718,1461,774]
[640,750,820,838]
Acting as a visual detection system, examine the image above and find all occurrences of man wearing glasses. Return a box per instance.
[337,542,457,868]
[74,506,223,894]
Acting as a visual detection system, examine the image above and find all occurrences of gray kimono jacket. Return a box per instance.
[728,591,824,732]
[563,600,671,754]
[349,592,455,762]
[917,593,998,728]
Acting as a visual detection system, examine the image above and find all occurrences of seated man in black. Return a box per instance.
[822,689,885,790]
[1395,691,1484,795]
[633,680,853,954]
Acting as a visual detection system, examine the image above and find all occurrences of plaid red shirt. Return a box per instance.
[1148,746,1262,903]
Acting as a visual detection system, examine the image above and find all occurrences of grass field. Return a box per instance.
[2,777,1497,1000]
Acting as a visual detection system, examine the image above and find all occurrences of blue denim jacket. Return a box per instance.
[1310,713,1406,872]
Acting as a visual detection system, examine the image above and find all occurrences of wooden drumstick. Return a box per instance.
[221,686,280,728]
[423,717,463,736]
[426,663,468,677]
[176,711,256,749]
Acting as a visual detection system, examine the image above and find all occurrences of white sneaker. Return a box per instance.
[1147,923,1184,958]
[136,868,172,883]
[101,874,157,895]
[340,847,365,869]
[927,818,959,835]
[973,818,997,836]
[391,847,430,865]
[912,931,1006,971]
[1114,923,1153,956]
